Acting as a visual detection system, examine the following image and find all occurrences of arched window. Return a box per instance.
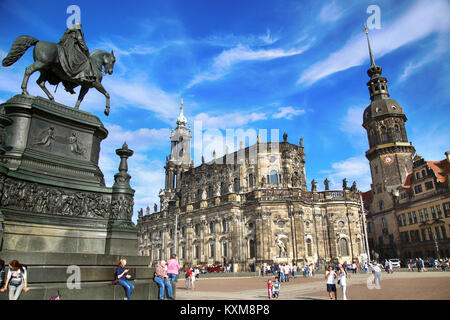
[270,170,278,184]
[306,238,312,256]
[210,221,215,234]
[339,238,349,256]
[197,189,203,201]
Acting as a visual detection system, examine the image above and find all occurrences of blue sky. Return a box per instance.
[1,0,449,222]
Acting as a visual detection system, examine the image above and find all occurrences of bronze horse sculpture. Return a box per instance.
[2,34,115,116]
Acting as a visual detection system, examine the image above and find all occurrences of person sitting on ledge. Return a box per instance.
[154,260,174,300]
[115,258,134,300]
[0,260,29,300]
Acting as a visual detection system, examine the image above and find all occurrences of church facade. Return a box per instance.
[136,101,368,271]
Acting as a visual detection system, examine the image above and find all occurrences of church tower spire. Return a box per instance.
[163,98,193,198]
[361,27,415,214]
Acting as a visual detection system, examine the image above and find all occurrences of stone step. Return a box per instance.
[0,279,175,300]
[0,251,151,266]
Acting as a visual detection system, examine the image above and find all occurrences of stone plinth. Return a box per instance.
[0,95,137,256]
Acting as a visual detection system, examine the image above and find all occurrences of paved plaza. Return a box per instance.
[176,271,450,300]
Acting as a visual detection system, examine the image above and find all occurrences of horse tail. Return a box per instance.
[2,35,39,67]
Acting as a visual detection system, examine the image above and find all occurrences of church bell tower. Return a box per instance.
[161,99,193,209]
[362,28,415,212]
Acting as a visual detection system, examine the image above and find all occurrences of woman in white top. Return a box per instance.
[338,265,349,300]
[0,260,29,300]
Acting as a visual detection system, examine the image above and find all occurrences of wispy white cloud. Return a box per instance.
[272,106,306,120]
[318,0,345,23]
[298,0,450,85]
[318,155,371,191]
[193,110,267,129]
[188,42,311,88]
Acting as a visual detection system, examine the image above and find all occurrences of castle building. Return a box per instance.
[361,29,450,261]
[137,101,368,271]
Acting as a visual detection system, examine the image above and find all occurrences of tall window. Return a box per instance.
[234,178,240,193]
[249,173,254,188]
[195,224,200,236]
[197,189,203,201]
[270,170,278,184]
[223,242,228,257]
[210,221,215,234]
[222,220,228,232]
[394,124,402,141]
[195,245,200,259]
[339,238,349,256]
[431,206,436,219]
[180,246,185,259]
[249,239,256,258]
[306,238,312,256]
[208,185,214,198]
[221,182,226,195]
[423,208,429,221]
[381,126,388,143]
[210,243,215,258]
[412,212,418,224]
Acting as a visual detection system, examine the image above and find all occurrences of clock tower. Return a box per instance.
[362,29,415,213]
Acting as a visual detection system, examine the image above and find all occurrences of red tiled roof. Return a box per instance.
[427,160,450,184]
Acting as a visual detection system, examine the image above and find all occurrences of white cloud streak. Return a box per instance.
[298,0,450,85]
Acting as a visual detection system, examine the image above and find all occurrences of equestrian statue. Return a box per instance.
[2,23,115,116]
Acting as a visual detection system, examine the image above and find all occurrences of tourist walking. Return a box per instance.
[0,260,30,300]
[284,264,290,282]
[408,259,413,272]
[167,254,181,283]
[372,261,382,289]
[292,264,298,279]
[325,265,338,300]
[338,265,348,300]
[154,260,174,300]
[185,267,192,290]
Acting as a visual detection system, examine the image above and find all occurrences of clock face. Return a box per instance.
[270,156,277,163]
[383,155,393,165]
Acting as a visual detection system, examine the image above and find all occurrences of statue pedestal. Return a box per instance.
[0,95,137,255]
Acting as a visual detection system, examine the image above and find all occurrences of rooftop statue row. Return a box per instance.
[2,23,115,116]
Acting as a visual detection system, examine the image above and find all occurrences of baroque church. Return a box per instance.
[360,29,450,262]
[137,101,368,271]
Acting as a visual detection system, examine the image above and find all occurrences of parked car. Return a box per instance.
[206,265,223,272]
[389,259,401,268]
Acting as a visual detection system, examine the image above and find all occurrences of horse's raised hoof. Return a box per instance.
[104,108,110,116]
[49,96,55,101]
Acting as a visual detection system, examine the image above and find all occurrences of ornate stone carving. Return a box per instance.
[1,177,112,218]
